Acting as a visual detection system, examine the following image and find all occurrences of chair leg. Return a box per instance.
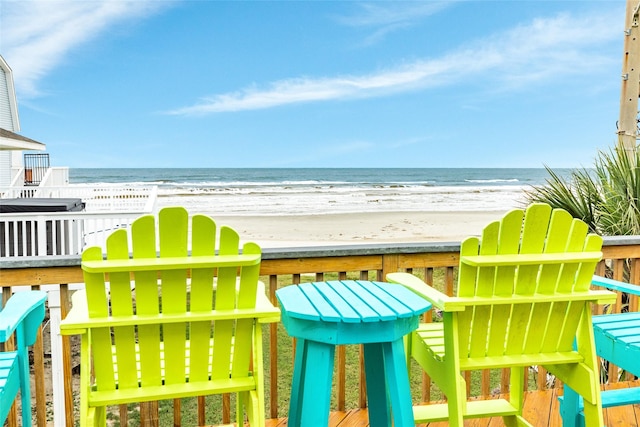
[445,372,466,427]
[409,335,465,424]
[86,406,106,427]
[242,390,263,426]
[236,392,244,426]
[17,350,33,427]
[501,367,533,427]
[581,397,604,427]
[382,338,416,427]
[574,313,605,427]
[511,367,525,409]
[288,338,335,427]
[362,342,392,427]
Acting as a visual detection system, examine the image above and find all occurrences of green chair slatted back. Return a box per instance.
[387,203,616,427]
[61,206,279,427]
[456,204,602,362]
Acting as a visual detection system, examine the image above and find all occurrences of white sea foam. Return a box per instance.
[152,184,529,216]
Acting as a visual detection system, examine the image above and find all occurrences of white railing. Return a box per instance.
[0,185,157,212]
[0,185,157,259]
[0,211,149,258]
[9,166,70,187]
[40,167,70,187]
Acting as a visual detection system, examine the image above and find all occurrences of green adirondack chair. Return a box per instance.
[387,203,616,427]
[60,207,280,427]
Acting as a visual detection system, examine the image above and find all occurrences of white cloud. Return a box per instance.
[168,10,620,116]
[168,63,450,115]
[1,0,171,98]
[335,2,454,46]
[335,2,451,28]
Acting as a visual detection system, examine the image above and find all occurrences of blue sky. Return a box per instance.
[1,1,625,168]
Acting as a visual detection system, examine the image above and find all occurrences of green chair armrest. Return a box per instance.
[592,275,640,296]
[255,292,281,324]
[60,290,90,335]
[386,273,616,313]
[386,272,462,312]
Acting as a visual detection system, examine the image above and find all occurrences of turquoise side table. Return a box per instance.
[276,280,431,427]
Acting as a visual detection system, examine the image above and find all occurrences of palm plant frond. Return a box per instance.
[525,145,640,236]
[524,165,600,233]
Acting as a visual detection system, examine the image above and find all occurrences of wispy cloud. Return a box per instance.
[334,2,450,29]
[168,10,619,117]
[334,1,452,45]
[1,0,172,98]
[168,64,450,115]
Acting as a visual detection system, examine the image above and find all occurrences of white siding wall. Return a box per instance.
[0,66,15,186]
[0,66,13,129]
[0,153,10,186]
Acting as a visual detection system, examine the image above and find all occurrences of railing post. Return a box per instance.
[381,253,399,280]
[37,217,47,256]
[47,289,67,427]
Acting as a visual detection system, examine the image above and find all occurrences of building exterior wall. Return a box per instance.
[0,56,26,187]
[0,64,15,186]
[0,66,14,129]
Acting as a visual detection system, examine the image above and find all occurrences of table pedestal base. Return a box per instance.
[288,337,414,427]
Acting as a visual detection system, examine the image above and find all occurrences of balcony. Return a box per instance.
[0,185,157,259]
[1,239,639,426]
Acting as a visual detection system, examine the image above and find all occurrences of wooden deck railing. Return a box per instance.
[1,236,639,426]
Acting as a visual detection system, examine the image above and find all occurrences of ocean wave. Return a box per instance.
[155,185,529,216]
[69,168,556,216]
[464,179,519,183]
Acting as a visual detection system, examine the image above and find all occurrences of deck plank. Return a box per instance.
[522,388,554,425]
[548,386,563,427]
[337,408,369,426]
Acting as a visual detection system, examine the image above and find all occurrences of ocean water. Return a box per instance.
[69,168,568,216]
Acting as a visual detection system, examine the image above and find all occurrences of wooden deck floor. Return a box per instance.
[263,381,640,427]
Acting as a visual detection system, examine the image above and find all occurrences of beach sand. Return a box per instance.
[214,210,508,248]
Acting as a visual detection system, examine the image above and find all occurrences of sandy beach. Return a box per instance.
[213,210,508,248]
